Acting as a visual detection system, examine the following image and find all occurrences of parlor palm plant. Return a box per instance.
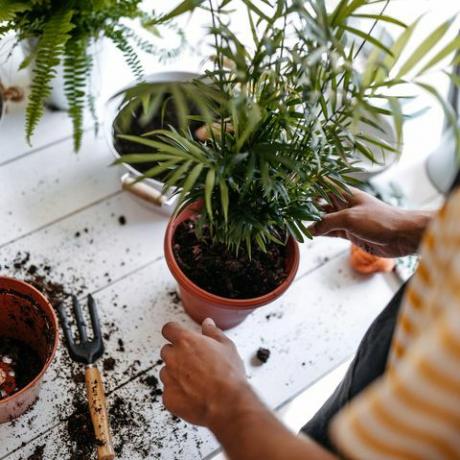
[0,0,184,151]
[117,0,460,325]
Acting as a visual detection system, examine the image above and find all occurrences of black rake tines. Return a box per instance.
[57,294,104,365]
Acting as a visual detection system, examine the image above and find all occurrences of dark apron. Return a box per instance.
[301,169,460,452]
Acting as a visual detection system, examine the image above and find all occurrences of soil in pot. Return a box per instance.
[0,337,43,400]
[173,219,288,299]
[113,91,204,179]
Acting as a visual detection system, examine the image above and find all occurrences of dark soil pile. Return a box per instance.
[113,92,203,178]
[0,338,43,399]
[26,444,45,460]
[173,220,288,298]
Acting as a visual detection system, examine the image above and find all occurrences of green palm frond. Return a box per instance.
[25,8,74,145]
[120,0,460,252]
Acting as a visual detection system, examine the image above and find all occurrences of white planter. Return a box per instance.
[104,71,200,215]
[22,38,107,112]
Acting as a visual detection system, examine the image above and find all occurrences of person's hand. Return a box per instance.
[310,187,433,258]
[160,319,253,429]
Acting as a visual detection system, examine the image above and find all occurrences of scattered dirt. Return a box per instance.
[168,290,181,305]
[103,357,116,372]
[26,444,45,460]
[0,338,43,400]
[173,219,288,299]
[141,374,163,400]
[118,216,127,226]
[2,251,87,309]
[67,396,98,459]
[256,347,271,364]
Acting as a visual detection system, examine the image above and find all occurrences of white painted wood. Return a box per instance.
[0,101,76,165]
[0,162,353,458]
[0,131,121,247]
[1,252,395,459]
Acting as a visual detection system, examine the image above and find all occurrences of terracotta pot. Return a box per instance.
[164,202,300,329]
[0,277,59,423]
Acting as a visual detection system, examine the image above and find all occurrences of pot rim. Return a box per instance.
[164,202,300,310]
[0,277,59,407]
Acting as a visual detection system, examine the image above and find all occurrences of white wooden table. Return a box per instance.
[0,91,404,459]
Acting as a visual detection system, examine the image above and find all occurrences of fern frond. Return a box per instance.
[0,1,30,22]
[118,24,185,64]
[64,36,91,152]
[25,9,74,144]
[104,25,143,79]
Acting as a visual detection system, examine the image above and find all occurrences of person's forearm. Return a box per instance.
[396,210,434,255]
[208,385,337,460]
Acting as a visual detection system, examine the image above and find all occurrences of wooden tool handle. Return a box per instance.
[121,174,166,207]
[85,366,115,460]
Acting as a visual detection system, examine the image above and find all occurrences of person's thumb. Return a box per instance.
[202,317,228,343]
[310,210,348,236]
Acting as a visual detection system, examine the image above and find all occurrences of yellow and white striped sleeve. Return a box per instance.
[330,303,460,460]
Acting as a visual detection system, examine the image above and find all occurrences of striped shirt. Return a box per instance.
[330,188,460,460]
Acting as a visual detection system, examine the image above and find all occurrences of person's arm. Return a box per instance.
[311,187,434,257]
[160,319,337,460]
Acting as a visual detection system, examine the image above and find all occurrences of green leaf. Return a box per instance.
[396,17,454,79]
[417,36,460,76]
[178,163,204,202]
[342,25,394,57]
[205,169,216,219]
[286,221,304,243]
[351,14,407,29]
[164,160,193,192]
[387,96,404,149]
[160,0,204,23]
[26,9,74,145]
[219,180,229,223]
[0,1,30,22]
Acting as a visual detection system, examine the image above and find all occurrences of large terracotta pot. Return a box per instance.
[164,202,300,329]
[0,277,59,423]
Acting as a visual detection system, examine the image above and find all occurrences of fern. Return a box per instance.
[0,0,30,22]
[104,24,144,79]
[63,36,92,152]
[25,9,74,144]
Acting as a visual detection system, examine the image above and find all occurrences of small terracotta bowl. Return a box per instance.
[0,277,59,423]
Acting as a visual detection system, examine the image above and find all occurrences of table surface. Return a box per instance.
[0,12,450,455]
[0,90,404,460]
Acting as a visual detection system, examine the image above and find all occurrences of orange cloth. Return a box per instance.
[349,244,395,274]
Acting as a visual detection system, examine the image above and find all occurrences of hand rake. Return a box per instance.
[57,295,115,460]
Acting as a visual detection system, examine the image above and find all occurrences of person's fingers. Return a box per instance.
[310,210,349,236]
[202,318,229,343]
[162,322,187,344]
[160,344,175,364]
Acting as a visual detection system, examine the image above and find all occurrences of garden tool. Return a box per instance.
[57,295,115,460]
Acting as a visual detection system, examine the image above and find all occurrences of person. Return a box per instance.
[159,177,460,459]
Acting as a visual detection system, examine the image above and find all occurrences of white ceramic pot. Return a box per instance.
[104,71,200,215]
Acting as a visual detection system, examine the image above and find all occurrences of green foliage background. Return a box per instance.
[0,0,183,151]
[120,0,460,254]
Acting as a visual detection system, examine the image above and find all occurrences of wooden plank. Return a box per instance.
[0,131,121,247]
[0,181,351,457]
[0,101,77,165]
[2,253,396,459]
